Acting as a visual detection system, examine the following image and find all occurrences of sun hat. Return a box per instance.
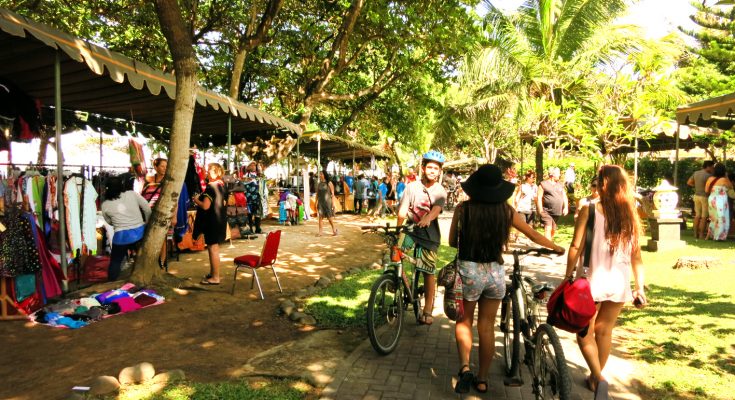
[460,164,516,204]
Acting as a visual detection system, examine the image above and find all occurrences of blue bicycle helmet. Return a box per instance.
[422,150,446,165]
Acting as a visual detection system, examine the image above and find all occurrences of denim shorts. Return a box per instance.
[457,260,505,301]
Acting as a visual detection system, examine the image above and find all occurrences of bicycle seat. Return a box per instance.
[532,283,554,295]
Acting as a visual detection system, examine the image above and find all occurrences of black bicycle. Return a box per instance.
[362,224,426,355]
[500,247,572,399]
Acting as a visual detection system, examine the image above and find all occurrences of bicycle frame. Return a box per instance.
[382,244,420,306]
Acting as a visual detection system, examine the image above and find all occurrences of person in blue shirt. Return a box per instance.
[396,174,406,203]
[344,174,354,193]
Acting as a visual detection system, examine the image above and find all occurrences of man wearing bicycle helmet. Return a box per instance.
[397,150,447,325]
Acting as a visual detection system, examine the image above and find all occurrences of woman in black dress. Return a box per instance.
[193,163,227,285]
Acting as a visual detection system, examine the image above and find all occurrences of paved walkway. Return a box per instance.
[322,235,641,400]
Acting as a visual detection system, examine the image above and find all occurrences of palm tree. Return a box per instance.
[442,0,639,177]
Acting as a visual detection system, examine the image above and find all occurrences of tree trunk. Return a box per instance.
[228,47,248,99]
[132,0,199,286]
[535,142,544,184]
[298,106,312,133]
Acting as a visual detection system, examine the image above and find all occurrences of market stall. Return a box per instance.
[297,131,392,213]
[0,7,299,319]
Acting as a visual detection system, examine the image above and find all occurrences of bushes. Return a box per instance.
[624,158,735,208]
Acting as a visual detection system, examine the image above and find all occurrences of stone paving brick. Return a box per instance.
[363,390,382,400]
[321,246,639,400]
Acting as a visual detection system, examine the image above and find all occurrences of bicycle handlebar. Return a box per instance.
[361,224,414,235]
[513,247,565,256]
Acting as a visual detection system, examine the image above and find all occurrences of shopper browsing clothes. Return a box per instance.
[193,163,227,285]
[101,177,151,281]
[450,164,564,394]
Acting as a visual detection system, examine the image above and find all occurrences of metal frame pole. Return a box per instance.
[674,124,680,184]
[227,115,232,173]
[55,51,68,291]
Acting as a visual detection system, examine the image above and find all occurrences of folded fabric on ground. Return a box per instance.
[29,283,165,329]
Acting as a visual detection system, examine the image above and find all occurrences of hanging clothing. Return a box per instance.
[128,139,147,178]
[64,176,98,256]
[174,183,190,240]
[0,210,42,277]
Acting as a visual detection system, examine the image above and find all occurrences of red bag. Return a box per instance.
[546,277,596,334]
[83,256,110,282]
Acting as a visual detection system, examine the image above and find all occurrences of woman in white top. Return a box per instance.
[514,170,537,224]
[565,165,646,397]
[101,176,151,281]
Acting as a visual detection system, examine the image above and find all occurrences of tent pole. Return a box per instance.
[296,137,300,190]
[227,115,232,173]
[55,51,68,292]
[317,133,321,180]
[674,124,680,184]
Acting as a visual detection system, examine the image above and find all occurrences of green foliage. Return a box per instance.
[680,1,735,75]
[675,56,735,100]
[619,232,735,400]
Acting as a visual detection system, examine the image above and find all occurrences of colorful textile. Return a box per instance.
[708,185,731,241]
[0,210,42,277]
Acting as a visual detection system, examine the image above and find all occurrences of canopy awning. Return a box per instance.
[676,91,735,130]
[0,7,300,146]
[298,131,392,162]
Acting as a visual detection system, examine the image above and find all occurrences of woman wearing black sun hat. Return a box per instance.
[448,164,565,394]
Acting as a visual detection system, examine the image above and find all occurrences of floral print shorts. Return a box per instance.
[457,260,505,301]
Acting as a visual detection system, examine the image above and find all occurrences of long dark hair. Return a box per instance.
[598,165,641,252]
[459,200,513,264]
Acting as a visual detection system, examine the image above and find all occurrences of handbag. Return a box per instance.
[442,204,467,321]
[547,203,597,335]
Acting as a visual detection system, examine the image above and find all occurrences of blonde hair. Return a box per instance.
[208,163,224,180]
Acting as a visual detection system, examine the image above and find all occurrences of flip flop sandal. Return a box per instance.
[200,279,220,285]
[418,313,434,326]
[454,365,474,394]
[473,377,488,393]
[203,273,213,280]
[594,380,609,400]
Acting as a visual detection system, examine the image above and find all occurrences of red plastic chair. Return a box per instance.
[232,230,283,299]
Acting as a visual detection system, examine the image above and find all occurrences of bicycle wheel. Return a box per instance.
[532,323,572,400]
[367,273,404,355]
[502,289,522,377]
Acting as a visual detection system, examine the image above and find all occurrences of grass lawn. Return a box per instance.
[112,379,310,400]
[303,244,457,328]
[619,229,735,400]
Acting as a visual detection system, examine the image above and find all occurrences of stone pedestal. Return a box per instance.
[647,218,686,251]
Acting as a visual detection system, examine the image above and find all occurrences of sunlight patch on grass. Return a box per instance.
[619,230,735,400]
[303,269,376,328]
[115,379,308,400]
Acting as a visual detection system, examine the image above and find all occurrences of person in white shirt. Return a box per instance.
[565,163,576,195]
[101,176,151,281]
